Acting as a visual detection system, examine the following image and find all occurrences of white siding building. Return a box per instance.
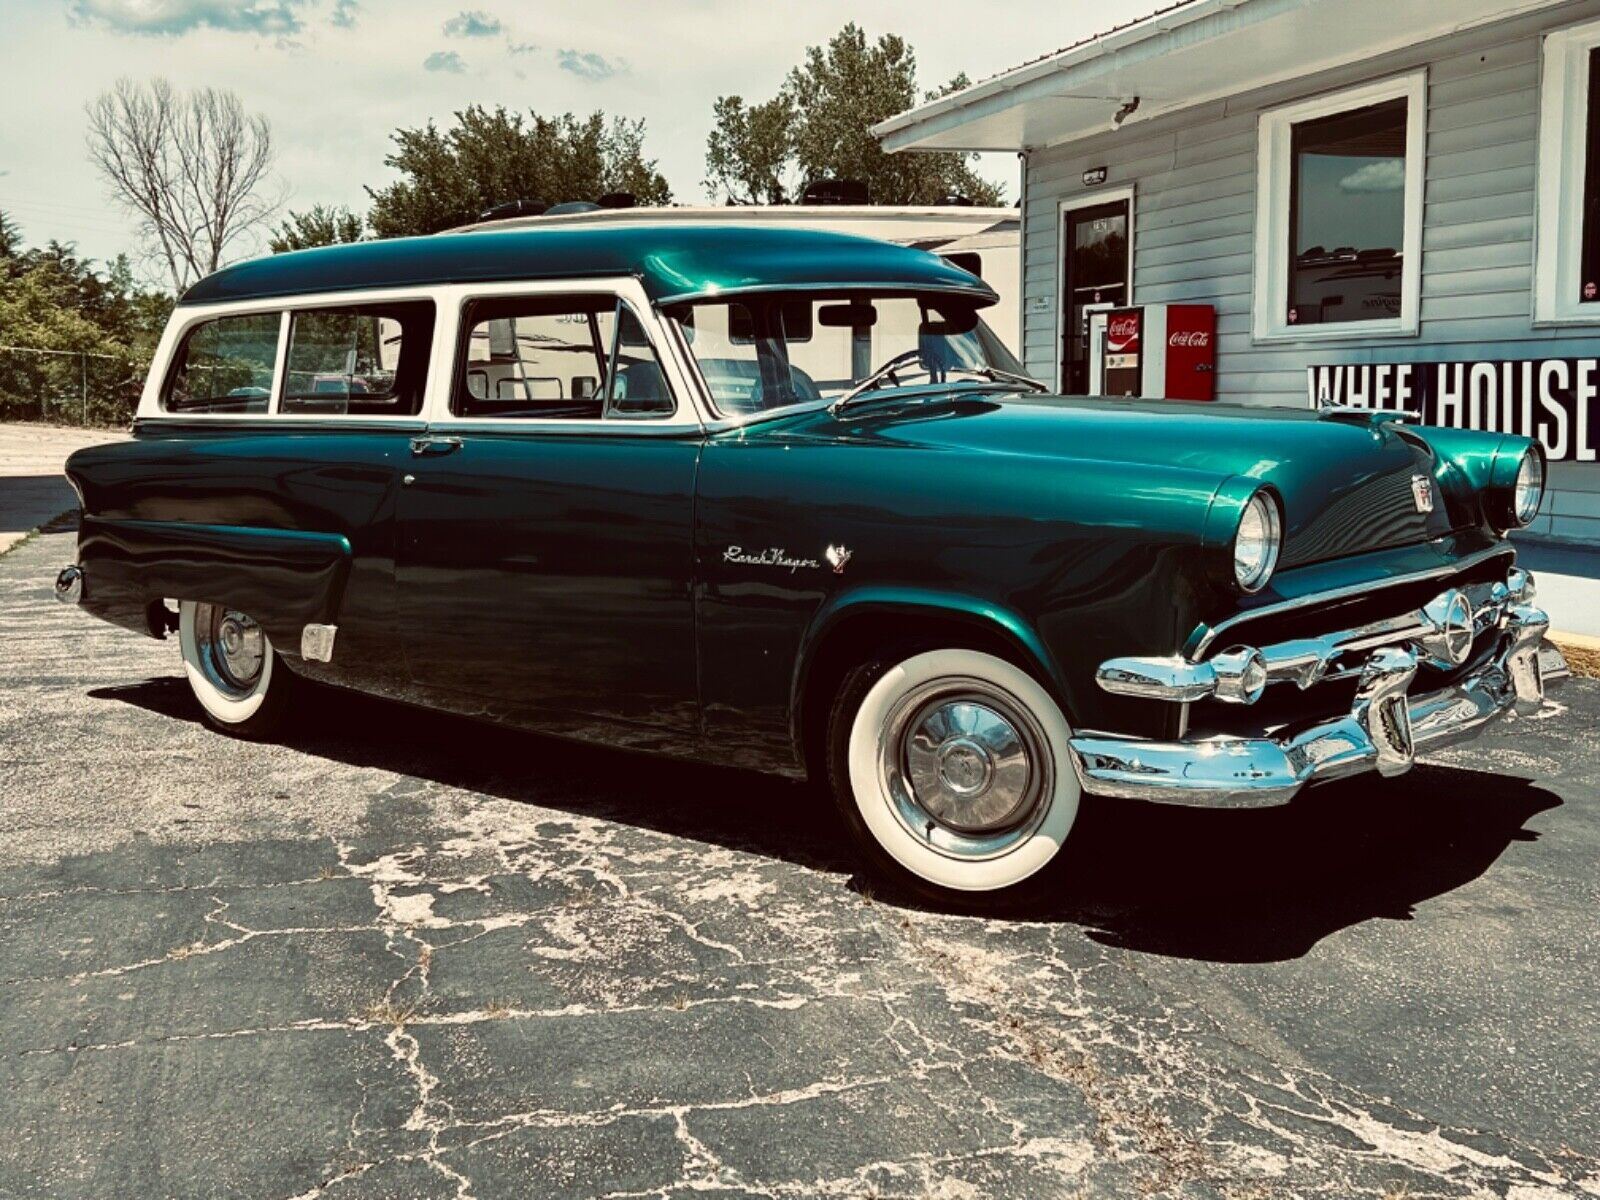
[877,0,1600,544]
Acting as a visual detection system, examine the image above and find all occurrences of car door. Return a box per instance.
[395,280,705,738]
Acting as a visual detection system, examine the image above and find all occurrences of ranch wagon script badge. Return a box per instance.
[724,545,852,574]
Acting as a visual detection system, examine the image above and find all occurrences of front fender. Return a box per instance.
[788,585,1069,761]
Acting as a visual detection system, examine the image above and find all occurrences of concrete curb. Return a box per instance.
[1550,632,1600,679]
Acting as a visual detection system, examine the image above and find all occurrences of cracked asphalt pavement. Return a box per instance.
[1,517,1597,1199]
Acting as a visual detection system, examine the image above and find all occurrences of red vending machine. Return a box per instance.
[1091,304,1215,400]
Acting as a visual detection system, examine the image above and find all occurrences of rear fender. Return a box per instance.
[76,516,352,653]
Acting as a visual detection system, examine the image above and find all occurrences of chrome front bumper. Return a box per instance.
[1069,573,1570,808]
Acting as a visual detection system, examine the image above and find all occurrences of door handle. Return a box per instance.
[410,436,463,457]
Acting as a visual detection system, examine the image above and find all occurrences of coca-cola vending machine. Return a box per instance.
[1089,304,1215,400]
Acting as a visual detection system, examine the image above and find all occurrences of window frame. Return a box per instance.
[155,309,288,418]
[1535,16,1600,325]
[142,287,442,426]
[1252,71,1427,344]
[425,277,704,433]
[278,300,436,418]
[137,278,707,431]
[452,293,621,418]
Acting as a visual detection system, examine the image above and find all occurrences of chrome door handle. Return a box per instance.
[410,436,463,457]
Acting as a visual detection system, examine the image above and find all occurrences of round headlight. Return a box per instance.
[1233,492,1282,593]
[1513,450,1544,526]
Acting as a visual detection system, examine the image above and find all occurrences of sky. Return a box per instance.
[0,0,1163,280]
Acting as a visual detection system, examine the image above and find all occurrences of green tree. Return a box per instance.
[0,209,22,268]
[366,106,671,238]
[0,230,172,425]
[270,204,366,253]
[705,95,797,204]
[704,24,1003,207]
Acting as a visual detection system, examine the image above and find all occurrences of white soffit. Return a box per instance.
[874,0,1567,153]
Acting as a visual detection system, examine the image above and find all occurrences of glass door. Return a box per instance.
[1061,199,1130,394]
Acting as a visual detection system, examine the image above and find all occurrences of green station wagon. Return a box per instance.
[56,225,1566,900]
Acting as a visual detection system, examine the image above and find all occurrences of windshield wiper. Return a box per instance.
[829,358,1048,416]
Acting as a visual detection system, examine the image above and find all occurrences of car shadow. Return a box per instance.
[90,675,1561,964]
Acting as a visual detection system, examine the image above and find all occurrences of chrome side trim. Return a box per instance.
[134,417,432,434]
[1070,609,1555,810]
[1189,542,1514,660]
[1109,572,1532,705]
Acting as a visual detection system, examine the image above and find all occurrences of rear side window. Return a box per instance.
[282,302,434,416]
[162,313,281,414]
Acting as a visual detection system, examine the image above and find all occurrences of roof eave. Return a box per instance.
[872,0,1248,152]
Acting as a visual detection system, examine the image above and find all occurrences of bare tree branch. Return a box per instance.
[86,77,280,292]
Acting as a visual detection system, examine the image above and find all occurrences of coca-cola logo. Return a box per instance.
[1169,330,1210,348]
[1107,315,1139,339]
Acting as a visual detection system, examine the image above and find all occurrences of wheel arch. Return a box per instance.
[790,588,1071,780]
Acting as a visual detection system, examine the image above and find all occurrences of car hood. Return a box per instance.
[796,393,1458,570]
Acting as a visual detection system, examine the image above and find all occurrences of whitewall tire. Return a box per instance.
[827,647,1080,897]
[178,601,294,737]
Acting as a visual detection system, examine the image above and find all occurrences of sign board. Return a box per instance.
[1307,360,1600,461]
[1083,166,1108,187]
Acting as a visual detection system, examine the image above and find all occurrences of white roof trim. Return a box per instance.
[874,0,1564,153]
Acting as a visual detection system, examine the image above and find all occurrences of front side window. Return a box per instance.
[665,292,1023,417]
[282,302,434,416]
[1288,98,1407,327]
[1254,73,1423,340]
[454,295,673,420]
[162,313,281,414]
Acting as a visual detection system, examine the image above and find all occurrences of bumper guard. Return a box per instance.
[1070,573,1569,808]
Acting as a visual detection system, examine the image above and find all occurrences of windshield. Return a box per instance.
[664,292,1028,416]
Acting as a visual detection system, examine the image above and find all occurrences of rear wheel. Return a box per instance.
[826,647,1080,901]
[178,601,295,738]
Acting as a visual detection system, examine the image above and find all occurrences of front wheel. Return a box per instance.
[826,648,1080,901]
[178,601,295,738]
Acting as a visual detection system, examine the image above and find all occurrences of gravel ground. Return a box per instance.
[1,518,1597,1200]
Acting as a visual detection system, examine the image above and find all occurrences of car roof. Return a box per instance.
[180,224,999,308]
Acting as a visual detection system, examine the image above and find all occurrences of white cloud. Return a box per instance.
[442,9,499,37]
[1338,158,1406,194]
[69,0,310,36]
[557,48,619,81]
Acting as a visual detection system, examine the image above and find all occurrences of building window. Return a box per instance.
[1535,18,1600,323]
[1254,73,1425,342]
[1289,99,1407,326]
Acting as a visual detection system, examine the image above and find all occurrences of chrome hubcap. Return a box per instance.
[194,603,265,697]
[880,679,1053,860]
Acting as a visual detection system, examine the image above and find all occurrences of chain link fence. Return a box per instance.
[0,346,148,427]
